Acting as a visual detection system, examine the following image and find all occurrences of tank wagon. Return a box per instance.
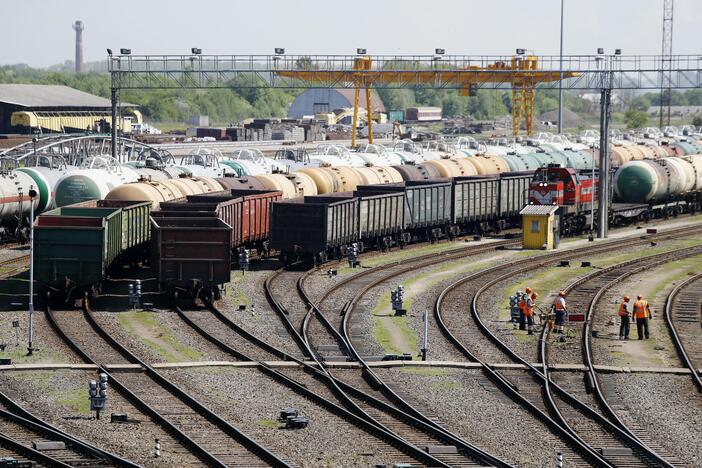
[34,200,151,302]
[271,172,532,265]
[613,155,702,209]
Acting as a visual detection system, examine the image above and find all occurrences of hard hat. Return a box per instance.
[525,287,532,293]
[637,295,643,300]
[623,295,630,301]
[532,292,539,298]
[559,290,566,297]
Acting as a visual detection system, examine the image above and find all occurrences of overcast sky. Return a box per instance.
[2,0,701,67]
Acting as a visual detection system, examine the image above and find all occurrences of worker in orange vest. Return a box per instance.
[552,290,567,334]
[618,295,631,340]
[525,292,538,335]
[518,287,532,331]
[632,295,652,340]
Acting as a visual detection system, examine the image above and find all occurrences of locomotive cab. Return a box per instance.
[529,164,595,211]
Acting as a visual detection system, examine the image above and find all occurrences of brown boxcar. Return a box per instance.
[150,217,232,299]
[155,189,281,251]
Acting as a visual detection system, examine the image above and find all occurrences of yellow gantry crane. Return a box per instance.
[276,55,578,146]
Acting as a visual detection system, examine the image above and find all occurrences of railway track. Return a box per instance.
[433,226,702,466]
[176,302,460,467]
[291,240,527,465]
[538,246,702,467]
[44,304,291,467]
[664,270,702,392]
[300,238,518,360]
[0,253,29,279]
[571,246,702,467]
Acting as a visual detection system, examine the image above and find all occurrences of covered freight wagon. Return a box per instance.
[270,194,359,264]
[151,217,232,300]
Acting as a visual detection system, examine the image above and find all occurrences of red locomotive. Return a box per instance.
[528,165,598,235]
[527,164,673,235]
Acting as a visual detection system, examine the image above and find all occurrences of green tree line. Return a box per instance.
[2,63,598,124]
[0,65,298,124]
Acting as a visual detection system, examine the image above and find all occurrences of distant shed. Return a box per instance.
[0,84,139,134]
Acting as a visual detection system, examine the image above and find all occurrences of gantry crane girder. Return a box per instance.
[275,55,580,141]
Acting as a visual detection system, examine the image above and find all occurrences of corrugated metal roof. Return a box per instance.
[520,205,559,215]
[0,84,132,108]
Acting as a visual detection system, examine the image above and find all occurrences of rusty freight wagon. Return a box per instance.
[153,189,281,254]
[150,217,232,300]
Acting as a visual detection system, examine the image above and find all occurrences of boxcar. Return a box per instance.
[34,200,152,300]
[355,180,452,240]
[150,217,232,300]
[155,189,281,252]
[498,172,532,218]
[270,194,358,264]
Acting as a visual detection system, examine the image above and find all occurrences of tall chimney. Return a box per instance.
[73,20,84,73]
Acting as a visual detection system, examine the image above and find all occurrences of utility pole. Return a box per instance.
[557,0,565,134]
[659,0,674,129]
[27,188,37,355]
[597,52,612,239]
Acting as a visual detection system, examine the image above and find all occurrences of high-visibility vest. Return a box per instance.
[633,300,648,319]
[618,302,630,317]
[554,297,566,311]
[519,294,529,311]
[525,299,535,317]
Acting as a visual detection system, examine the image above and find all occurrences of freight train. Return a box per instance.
[9,135,702,241]
[32,154,702,301]
[527,154,702,235]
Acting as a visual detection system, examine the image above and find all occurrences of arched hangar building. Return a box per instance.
[287,88,385,119]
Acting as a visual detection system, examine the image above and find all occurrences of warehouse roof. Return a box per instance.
[520,205,560,216]
[0,84,133,108]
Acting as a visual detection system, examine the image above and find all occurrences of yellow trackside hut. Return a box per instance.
[519,205,560,249]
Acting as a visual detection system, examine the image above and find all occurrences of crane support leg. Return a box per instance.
[351,83,360,148]
[365,81,374,144]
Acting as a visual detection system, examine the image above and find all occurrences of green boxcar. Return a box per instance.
[34,200,151,296]
[34,207,123,293]
[69,200,151,255]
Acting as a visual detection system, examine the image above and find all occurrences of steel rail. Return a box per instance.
[663,270,702,393]
[470,246,702,466]
[44,302,291,468]
[579,246,702,467]
[178,303,456,468]
[0,430,74,468]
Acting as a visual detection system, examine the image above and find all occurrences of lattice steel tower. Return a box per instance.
[660,0,674,128]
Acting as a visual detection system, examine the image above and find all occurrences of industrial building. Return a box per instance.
[0,84,140,134]
[287,88,385,119]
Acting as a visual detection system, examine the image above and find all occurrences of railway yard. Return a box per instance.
[4,3,702,464]
[0,211,701,467]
